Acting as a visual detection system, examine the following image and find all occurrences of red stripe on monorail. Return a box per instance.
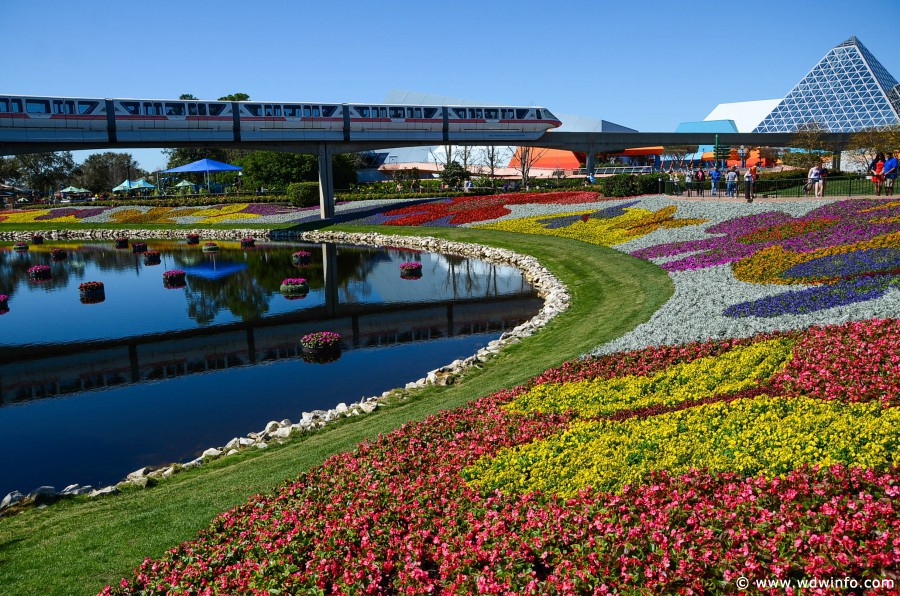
[499,119,554,124]
[186,116,233,121]
[115,115,169,121]
[241,117,288,121]
[349,118,393,123]
[49,114,107,120]
[0,113,29,118]
[404,119,444,123]
[451,119,488,124]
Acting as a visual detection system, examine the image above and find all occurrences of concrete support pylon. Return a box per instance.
[317,143,335,220]
[585,152,596,180]
[322,243,338,317]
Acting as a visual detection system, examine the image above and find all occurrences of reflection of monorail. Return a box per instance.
[0,298,541,406]
[0,95,562,144]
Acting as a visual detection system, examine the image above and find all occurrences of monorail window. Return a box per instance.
[264,105,273,117]
[78,101,98,115]
[500,109,514,119]
[9,99,22,112]
[52,100,76,114]
[406,108,415,118]
[312,106,320,117]
[302,105,311,117]
[485,108,498,119]
[535,110,542,119]
[453,108,467,119]
[516,109,529,119]
[0,99,8,113]
[357,107,369,118]
[143,102,163,116]
[188,104,198,116]
[424,107,438,119]
[274,106,282,117]
[378,107,388,118]
[208,103,226,116]
[322,106,337,118]
[414,107,422,118]
[165,103,186,116]
[244,104,262,117]
[389,107,405,119]
[475,109,483,118]
[26,99,50,114]
[543,109,558,120]
[284,104,301,117]
[121,101,139,115]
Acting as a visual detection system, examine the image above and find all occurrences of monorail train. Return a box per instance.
[0,95,562,144]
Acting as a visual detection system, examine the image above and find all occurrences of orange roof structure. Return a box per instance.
[508,148,581,170]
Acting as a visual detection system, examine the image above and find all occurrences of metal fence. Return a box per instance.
[661,176,891,198]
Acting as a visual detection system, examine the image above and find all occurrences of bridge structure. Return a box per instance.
[0,128,857,219]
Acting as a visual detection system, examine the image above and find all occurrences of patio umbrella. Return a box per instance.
[112,180,135,192]
[131,178,157,189]
[161,158,242,191]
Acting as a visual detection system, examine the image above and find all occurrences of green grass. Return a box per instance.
[0,225,673,595]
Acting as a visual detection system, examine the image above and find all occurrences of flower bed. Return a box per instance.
[142,250,161,265]
[131,242,147,253]
[78,281,105,304]
[279,277,309,296]
[105,319,900,594]
[240,237,255,248]
[30,234,44,245]
[201,242,219,252]
[49,248,66,260]
[186,233,200,244]
[162,270,186,289]
[13,241,28,251]
[399,261,422,279]
[0,294,8,314]
[291,250,312,266]
[27,264,51,281]
[299,331,341,363]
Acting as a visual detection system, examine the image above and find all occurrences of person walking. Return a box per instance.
[806,163,821,197]
[884,152,898,197]
[695,168,706,197]
[684,169,693,197]
[726,167,738,198]
[743,168,754,202]
[869,152,886,196]
[818,163,828,197]
[749,163,758,198]
[710,166,721,196]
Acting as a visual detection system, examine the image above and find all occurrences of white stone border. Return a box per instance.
[1,230,569,513]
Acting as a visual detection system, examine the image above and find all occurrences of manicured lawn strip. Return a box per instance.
[0,226,673,596]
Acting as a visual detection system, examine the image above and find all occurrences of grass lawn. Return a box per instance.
[0,224,673,595]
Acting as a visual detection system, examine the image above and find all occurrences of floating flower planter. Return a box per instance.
[292,250,312,266]
[50,248,67,260]
[27,265,52,281]
[186,233,200,245]
[399,261,423,279]
[13,241,28,252]
[115,237,129,249]
[240,237,255,248]
[202,242,219,253]
[31,235,44,245]
[79,281,105,304]
[163,269,187,289]
[143,250,161,265]
[280,277,309,297]
[132,242,148,253]
[300,331,342,363]
[0,294,8,315]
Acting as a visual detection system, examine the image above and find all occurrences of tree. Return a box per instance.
[782,121,830,170]
[847,126,899,171]
[14,152,76,193]
[477,145,510,188]
[439,161,469,189]
[179,93,198,100]
[662,145,699,170]
[234,151,359,191]
[72,152,147,193]
[512,145,550,188]
[0,156,21,185]
[218,93,250,102]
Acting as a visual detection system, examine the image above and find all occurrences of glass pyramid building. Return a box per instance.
[754,37,900,133]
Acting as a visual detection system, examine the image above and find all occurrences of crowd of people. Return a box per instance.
[868,151,898,197]
[667,164,757,199]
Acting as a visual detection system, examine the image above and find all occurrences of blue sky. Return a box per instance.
[5,0,899,172]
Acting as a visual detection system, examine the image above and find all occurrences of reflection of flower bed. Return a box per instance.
[186,233,200,244]
[163,270,186,288]
[0,294,8,314]
[280,277,309,296]
[114,237,129,249]
[399,261,422,279]
[201,242,219,252]
[143,250,161,265]
[292,250,312,266]
[31,234,44,245]
[27,265,51,281]
[50,248,67,260]
[78,281,105,304]
[13,241,28,251]
[240,237,255,248]
[132,242,148,253]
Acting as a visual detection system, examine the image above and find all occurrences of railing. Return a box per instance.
[661,176,886,198]
[577,166,656,176]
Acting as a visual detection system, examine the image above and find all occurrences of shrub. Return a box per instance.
[286,182,320,207]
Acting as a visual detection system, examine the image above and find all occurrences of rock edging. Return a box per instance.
[0,230,569,515]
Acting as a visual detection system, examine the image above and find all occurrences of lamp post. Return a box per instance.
[739,145,746,169]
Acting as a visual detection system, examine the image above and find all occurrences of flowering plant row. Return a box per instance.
[104,319,900,593]
[79,281,104,292]
[26,264,51,278]
[49,248,66,259]
[13,241,28,250]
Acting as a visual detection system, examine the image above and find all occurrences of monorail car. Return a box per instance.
[0,94,562,145]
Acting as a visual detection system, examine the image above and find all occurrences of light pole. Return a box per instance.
[739,145,746,169]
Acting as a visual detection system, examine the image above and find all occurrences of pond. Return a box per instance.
[0,239,540,497]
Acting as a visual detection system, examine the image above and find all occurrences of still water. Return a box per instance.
[0,239,540,496]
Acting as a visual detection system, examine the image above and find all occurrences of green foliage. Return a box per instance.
[439,161,469,188]
[73,152,146,193]
[14,151,76,193]
[237,152,318,189]
[287,182,320,207]
[600,173,659,197]
[218,93,250,102]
